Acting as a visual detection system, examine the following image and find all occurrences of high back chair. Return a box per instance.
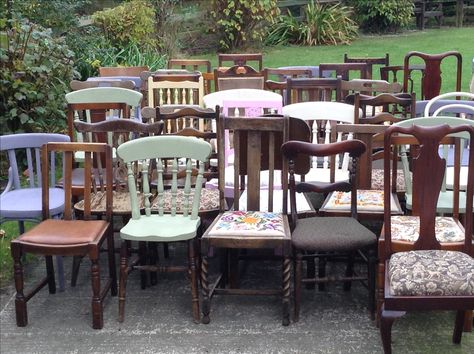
[11,142,117,329]
[403,51,462,100]
[117,135,212,323]
[318,63,368,81]
[217,53,263,71]
[378,119,474,354]
[380,65,425,95]
[214,65,264,91]
[282,138,377,321]
[343,53,389,79]
[201,116,294,326]
[147,75,204,108]
[0,133,70,234]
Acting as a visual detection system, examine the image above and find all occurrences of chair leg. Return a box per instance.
[188,239,200,323]
[56,256,65,292]
[107,228,117,297]
[453,310,466,344]
[90,255,103,329]
[380,306,405,354]
[306,254,316,290]
[138,241,147,289]
[294,251,302,322]
[12,243,27,327]
[317,253,325,291]
[343,252,355,291]
[282,256,291,326]
[376,261,385,327]
[18,221,25,235]
[149,242,158,286]
[71,255,83,287]
[201,254,211,324]
[367,249,377,319]
[118,240,129,323]
[45,256,56,294]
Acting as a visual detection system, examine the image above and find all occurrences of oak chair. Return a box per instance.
[217,53,263,71]
[343,53,389,79]
[11,142,117,329]
[214,65,264,91]
[379,119,474,354]
[117,135,212,323]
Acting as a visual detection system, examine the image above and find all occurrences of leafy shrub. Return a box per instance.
[350,0,413,33]
[210,0,280,50]
[0,20,76,134]
[266,1,358,46]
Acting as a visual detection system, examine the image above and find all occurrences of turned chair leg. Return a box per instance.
[367,249,377,319]
[118,240,129,323]
[12,243,27,327]
[201,253,211,324]
[90,256,103,329]
[138,241,148,289]
[188,239,200,323]
[282,256,291,326]
[294,252,302,322]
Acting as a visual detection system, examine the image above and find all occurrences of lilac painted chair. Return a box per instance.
[1,133,70,289]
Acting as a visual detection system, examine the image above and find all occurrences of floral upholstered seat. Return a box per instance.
[151,188,220,213]
[388,250,474,296]
[207,211,286,237]
[391,216,466,243]
[371,169,406,191]
[74,191,145,215]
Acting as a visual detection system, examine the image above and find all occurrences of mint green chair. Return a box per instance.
[395,117,474,214]
[117,135,212,323]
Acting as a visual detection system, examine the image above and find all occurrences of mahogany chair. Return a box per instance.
[343,53,389,79]
[282,139,377,321]
[403,51,462,100]
[379,119,474,354]
[11,142,117,329]
[380,65,425,95]
[318,63,368,81]
[217,53,263,71]
[214,65,264,91]
[264,67,313,104]
[285,77,342,103]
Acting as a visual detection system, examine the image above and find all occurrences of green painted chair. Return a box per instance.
[395,117,474,214]
[116,135,212,323]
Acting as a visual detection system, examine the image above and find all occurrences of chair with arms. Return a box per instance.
[217,53,263,71]
[214,65,264,91]
[11,142,117,329]
[378,119,474,354]
[343,53,389,79]
[117,135,212,323]
[282,139,377,321]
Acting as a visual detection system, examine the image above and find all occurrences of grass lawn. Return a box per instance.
[195,27,474,93]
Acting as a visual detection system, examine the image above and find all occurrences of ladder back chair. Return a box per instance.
[11,142,117,329]
[217,53,263,71]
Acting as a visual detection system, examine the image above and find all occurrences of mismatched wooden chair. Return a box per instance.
[343,53,390,79]
[282,138,377,321]
[214,65,264,91]
[285,77,342,103]
[378,119,474,354]
[147,75,204,108]
[117,136,212,323]
[318,63,368,81]
[217,53,263,71]
[340,79,402,103]
[167,59,213,94]
[11,142,117,329]
[99,65,149,77]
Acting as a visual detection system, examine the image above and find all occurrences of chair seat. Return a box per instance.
[120,214,200,242]
[74,191,145,215]
[391,216,466,243]
[207,211,286,237]
[151,188,220,213]
[371,169,406,191]
[292,216,376,252]
[18,219,109,246]
[0,188,64,220]
[388,250,474,296]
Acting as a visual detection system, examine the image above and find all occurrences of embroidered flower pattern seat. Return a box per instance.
[151,188,221,213]
[207,211,285,237]
[75,191,145,215]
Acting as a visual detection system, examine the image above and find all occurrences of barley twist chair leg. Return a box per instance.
[90,257,103,329]
[188,238,200,323]
[282,256,291,326]
[201,254,210,324]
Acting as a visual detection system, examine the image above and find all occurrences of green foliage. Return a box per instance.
[351,0,414,33]
[92,0,157,48]
[0,20,76,134]
[210,0,280,50]
[266,1,358,46]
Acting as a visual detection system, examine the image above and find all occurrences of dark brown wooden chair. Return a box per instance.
[282,138,377,321]
[378,119,474,354]
[380,65,425,95]
[201,116,293,326]
[263,67,313,102]
[340,79,402,102]
[403,51,462,100]
[343,53,389,79]
[11,142,117,329]
[214,65,264,91]
[286,77,342,103]
[217,53,263,71]
[319,63,368,81]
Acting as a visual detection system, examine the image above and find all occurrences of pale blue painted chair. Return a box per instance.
[117,135,212,323]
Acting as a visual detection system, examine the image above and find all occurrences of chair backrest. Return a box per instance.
[263,67,313,99]
[286,77,342,103]
[403,51,462,100]
[340,79,402,100]
[282,139,366,225]
[43,142,113,221]
[147,76,204,107]
[0,133,70,191]
[117,136,212,220]
[319,63,368,81]
[343,53,389,79]
[168,59,211,73]
[99,66,149,77]
[383,118,474,256]
[423,91,474,117]
[217,53,263,71]
[214,65,264,91]
[346,92,415,123]
[70,80,135,91]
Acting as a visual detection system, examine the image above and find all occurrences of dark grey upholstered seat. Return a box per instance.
[292,216,376,252]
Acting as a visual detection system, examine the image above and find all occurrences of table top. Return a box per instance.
[203,89,283,108]
[282,101,358,123]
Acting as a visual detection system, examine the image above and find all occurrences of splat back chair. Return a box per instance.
[403,51,462,101]
[70,80,135,91]
[282,139,377,321]
[147,75,204,108]
[168,59,213,94]
[11,142,117,329]
[343,53,390,79]
[214,65,264,91]
[217,53,263,71]
[380,65,425,95]
[379,121,474,354]
[117,136,212,323]
[286,77,342,103]
[201,116,294,326]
